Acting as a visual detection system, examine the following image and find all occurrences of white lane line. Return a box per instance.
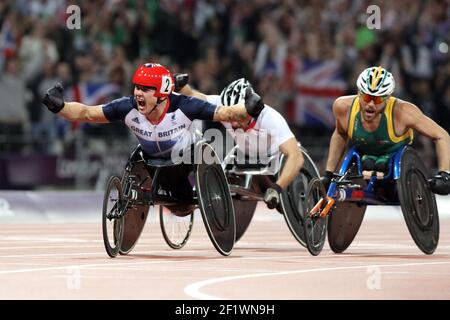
[184,261,450,300]
[0,254,317,275]
[0,245,102,250]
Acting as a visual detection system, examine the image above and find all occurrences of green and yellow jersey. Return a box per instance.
[347,96,413,156]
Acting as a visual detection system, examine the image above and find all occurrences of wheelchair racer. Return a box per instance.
[176,76,304,209]
[42,63,265,206]
[42,63,264,158]
[322,66,450,195]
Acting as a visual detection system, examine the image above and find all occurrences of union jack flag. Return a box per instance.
[294,60,346,129]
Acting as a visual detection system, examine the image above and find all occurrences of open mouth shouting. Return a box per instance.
[136,97,146,111]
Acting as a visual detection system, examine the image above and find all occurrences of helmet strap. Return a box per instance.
[147,97,167,116]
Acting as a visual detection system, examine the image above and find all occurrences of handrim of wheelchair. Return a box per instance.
[102,138,441,258]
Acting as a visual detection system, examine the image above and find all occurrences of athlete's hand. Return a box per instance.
[244,86,264,118]
[42,83,65,113]
[173,73,189,92]
[264,183,283,209]
[321,170,334,192]
[429,171,450,195]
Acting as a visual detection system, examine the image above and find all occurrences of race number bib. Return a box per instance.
[160,75,173,94]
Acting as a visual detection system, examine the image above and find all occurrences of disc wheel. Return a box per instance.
[195,143,236,256]
[397,148,439,254]
[280,148,319,247]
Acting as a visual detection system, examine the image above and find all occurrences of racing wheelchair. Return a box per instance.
[101,139,237,258]
[303,145,439,256]
[221,144,320,246]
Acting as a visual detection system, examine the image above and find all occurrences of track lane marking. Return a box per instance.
[184,261,450,300]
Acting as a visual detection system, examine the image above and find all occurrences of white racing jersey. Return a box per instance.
[206,94,296,169]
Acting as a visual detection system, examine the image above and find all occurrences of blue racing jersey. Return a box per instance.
[102,92,217,157]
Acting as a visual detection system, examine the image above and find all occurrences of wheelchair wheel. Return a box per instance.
[227,175,258,242]
[233,199,258,242]
[304,178,328,256]
[397,147,439,254]
[327,159,366,254]
[196,143,236,256]
[119,162,151,255]
[160,206,194,249]
[280,148,320,247]
[102,176,125,258]
[327,202,366,253]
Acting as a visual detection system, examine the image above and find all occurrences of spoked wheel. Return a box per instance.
[304,178,328,256]
[160,206,194,249]
[102,176,125,258]
[397,147,439,254]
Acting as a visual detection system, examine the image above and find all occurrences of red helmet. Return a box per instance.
[132,63,174,98]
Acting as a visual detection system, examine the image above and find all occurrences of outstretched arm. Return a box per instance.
[213,87,265,122]
[59,102,109,123]
[179,84,208,101]
[182,84,249,122]
[42,84,109,123]
[213,104,250,122]
[401,102,450,171]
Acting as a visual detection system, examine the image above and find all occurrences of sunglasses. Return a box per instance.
[359,92,388,104]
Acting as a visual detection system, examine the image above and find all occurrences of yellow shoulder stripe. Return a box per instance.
[385,97,413,143]
[347,97,359,139]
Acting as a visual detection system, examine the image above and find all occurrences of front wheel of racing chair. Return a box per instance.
[303,178,328,255]
[159,205,194,249]
[102,176,125,258]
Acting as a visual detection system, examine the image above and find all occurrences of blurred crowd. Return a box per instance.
[0,0,449,157]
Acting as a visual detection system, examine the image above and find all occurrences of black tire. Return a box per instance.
[160,206,194,249]
[397,147,439,254]
[196,143,236,256]
[304,178,328,256]
[280,148,320,247]
[102,176,125,258]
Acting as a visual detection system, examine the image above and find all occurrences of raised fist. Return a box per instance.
[244,86,265,118]
[173,73,189,92]
[42,83,65,113]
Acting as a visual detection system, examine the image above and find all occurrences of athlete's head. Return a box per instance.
[132,63,174,116]
[220,78,255,130]
[356,66,395,122]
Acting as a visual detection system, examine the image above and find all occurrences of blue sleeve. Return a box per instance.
[178,95,217,121]
[102,96,136,122]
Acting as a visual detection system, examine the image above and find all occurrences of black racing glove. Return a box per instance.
[264,183,283,209]
[244,86,264,119]
[42,83,65,113]
[429,171,450,195]
[173,73,189,92]
[321,170,334,192]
